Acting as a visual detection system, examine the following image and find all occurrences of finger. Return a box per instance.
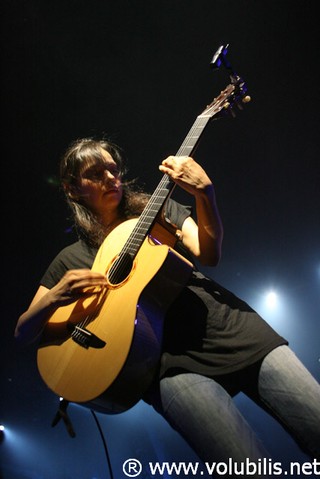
[64,269,107,282]
[66,271,107,287]
[159,165,183,181]
[72,277,108,291]
[161,155,177,168]
[66,282,107,299]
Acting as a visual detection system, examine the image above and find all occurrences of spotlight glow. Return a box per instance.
[265,291,278,309]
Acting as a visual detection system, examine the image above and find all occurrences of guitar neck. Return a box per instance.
[123,113,213,258]
[176,111,214,156]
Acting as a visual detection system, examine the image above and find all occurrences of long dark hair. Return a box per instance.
[60,137,149,248]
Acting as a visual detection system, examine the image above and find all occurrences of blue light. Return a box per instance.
[265,291,278,309]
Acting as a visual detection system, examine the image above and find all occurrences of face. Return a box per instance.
[76,150,123,217]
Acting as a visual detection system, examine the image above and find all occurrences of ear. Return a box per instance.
[63,183,79,200]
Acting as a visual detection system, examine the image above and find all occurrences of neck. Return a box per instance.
[99,212,124,234]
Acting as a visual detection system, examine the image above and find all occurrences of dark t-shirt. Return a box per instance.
[41,199,287,379]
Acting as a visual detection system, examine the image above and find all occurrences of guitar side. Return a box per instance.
[37,219,193,413]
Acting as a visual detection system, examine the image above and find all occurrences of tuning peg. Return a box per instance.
[223,103,236,118]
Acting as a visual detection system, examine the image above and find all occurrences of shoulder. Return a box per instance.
[40,240,98,289]
[56,240,97,262]
[164,198,192,230]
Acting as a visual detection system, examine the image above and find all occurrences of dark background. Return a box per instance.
[1,1,319,478]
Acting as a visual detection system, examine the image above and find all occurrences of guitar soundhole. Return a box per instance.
[107,253,134,286]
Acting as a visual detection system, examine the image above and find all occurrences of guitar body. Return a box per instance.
[37,219,193,413]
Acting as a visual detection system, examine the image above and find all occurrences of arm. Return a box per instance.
[159,156,223,266]
[14,269,108,347]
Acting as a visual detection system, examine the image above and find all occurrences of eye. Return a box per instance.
[107,165,120,177]
[82,162,121,181]
[83,168,104,181]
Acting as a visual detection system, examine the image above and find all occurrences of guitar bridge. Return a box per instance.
[67,323,106,349]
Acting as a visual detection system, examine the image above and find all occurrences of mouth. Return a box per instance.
[104,187,119,195]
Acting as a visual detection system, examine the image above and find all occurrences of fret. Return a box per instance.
[177,119,212,156]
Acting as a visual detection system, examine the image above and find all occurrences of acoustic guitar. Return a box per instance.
[37,73,249,414]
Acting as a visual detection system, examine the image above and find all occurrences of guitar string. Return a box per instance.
[71,288,108,337]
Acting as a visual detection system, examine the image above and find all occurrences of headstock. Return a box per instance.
[202,44,251,120]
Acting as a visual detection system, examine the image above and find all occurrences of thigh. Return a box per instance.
[257,345,320,459]
[153,373,271,467]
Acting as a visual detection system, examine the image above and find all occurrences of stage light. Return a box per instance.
[250,286,288,329]
[265,291,278,309]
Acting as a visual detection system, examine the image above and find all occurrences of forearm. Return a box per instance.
[161,156,225,266]
[195,184,223,265]
[15,269,109,347]
[14,293,57,347]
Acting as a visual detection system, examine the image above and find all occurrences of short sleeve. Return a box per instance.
[164,198,192,230]
[40,241,97,289]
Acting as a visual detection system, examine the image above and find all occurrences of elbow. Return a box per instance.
[14,331,38,350]
[14,320,38,349]
[197,228,223,267]
[14,324,29,349]
[14,331,27,350]
[198,246,222,267]
[14,322,22,343]
[206,255,221,267]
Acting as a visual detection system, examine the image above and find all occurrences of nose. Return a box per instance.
[102,169,120,189]
[104,170,116,181]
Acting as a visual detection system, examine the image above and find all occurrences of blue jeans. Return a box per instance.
[150,346,320,476]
